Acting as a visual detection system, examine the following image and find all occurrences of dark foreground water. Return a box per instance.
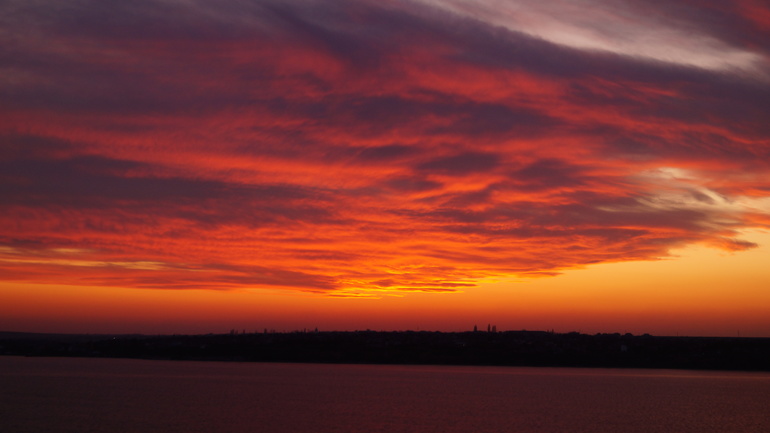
[1,357,769,433]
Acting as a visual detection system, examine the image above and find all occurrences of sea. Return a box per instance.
[1,356,769,433]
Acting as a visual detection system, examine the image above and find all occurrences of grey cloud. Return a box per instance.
[356,144,419,162]
[510,159,586,191]
[385,176,443,192]
[0,152,338,228]
[417,151,500,176]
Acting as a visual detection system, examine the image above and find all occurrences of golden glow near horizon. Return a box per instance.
[2,234,768,336]
[1,0,769,336]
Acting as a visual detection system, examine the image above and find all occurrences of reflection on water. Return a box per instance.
[2,356,769,433]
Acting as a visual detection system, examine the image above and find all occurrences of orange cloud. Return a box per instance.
[1,0,769,298]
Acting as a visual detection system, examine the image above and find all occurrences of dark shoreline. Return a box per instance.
[2,330,769,372]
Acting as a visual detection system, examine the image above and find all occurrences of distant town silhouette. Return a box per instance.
[2,329,769,371]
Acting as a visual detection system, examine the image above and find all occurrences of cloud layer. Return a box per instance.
[1,0,769,296]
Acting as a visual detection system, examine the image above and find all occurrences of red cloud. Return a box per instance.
[1,0,769,296]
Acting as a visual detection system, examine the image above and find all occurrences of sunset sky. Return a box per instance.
[2,0,769,336]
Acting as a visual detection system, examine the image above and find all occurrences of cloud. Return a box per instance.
[416,0,768,75]
[0,0,768,295]
[417,152,501,176]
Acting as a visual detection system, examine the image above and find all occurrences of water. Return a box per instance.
[1,356,769,433]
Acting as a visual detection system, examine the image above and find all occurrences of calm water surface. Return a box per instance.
[1,356,769,433]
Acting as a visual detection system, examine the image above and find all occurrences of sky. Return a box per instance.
[1,0,769,336]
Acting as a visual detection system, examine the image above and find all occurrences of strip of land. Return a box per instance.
[2,330,769,371]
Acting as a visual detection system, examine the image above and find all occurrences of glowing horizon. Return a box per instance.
[1,0,769,336]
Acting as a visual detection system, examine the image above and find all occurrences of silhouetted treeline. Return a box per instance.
[1,330,769,371]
